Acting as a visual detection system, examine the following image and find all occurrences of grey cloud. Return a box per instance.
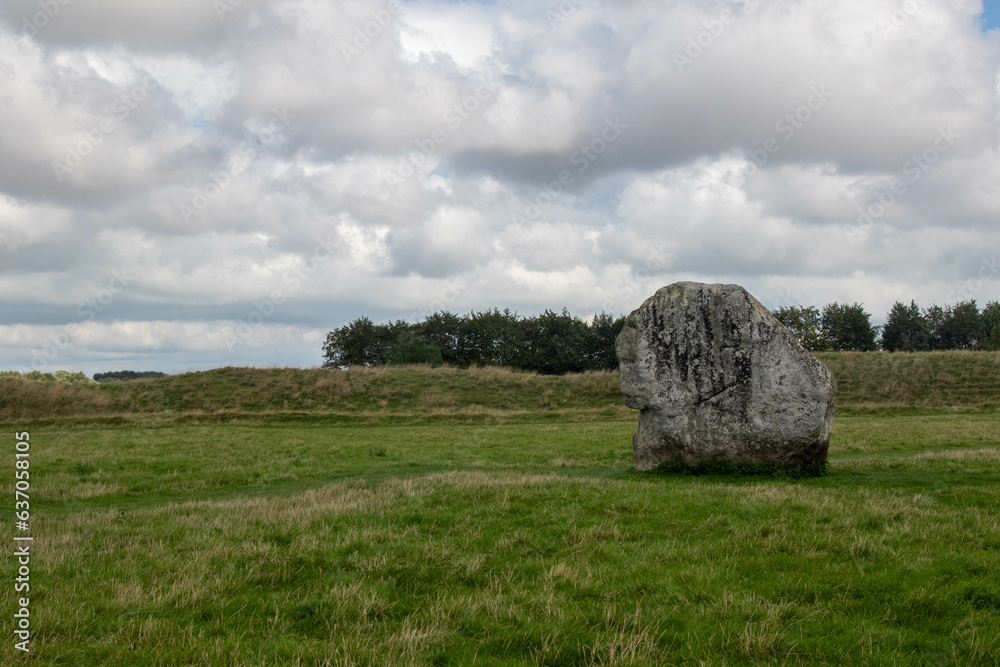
[1,0,998,372]
[0,0,269,52]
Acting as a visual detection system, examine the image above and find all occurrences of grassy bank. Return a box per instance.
[817,351,1000,409]
[2,351,999,425]
[0,366,624,425]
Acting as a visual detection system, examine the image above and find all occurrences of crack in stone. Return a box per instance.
[695,382,738,405]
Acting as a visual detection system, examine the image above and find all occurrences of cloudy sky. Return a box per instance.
[1,0,999,374]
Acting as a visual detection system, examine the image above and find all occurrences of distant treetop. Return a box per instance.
[93,370,167,382]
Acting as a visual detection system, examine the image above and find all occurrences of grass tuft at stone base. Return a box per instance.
[651,458,828,478]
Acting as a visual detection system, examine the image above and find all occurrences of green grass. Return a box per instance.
[3,412,1000,665]
[2,355,999,664]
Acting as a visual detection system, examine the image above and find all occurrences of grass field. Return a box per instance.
[3,353,1000,665]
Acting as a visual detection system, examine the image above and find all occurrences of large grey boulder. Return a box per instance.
[616,282,835,471]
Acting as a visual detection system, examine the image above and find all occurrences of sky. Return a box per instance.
[986,0,1000,29]
[0,0,998,375]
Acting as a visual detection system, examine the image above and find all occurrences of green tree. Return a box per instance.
[414,312,466,366]
[462,308,524,367]
[586,312,626,370]
[387,332,444,366]
[773,305,827,351]
[521,309,590,374]
[981,301,1000,350]
[322,317,409,367]
[941,300,983,349]
[821,302,878,351]
[880,301,931,352]
[923,304,948,350]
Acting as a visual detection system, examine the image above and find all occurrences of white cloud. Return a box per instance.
[400,2,496,69]
[0,0,998,372]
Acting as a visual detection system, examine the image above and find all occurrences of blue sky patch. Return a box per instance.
[982,0,1000,30]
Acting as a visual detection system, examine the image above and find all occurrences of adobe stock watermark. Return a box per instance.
[178,107,295,222]
[546,0,601,29]
[51,67,164,183]
[877,0,921,38]
[13,431,33,654]
[341,0,402,62]
[26,269,133,372]
[214,0,252,21]
[769,285,805,312]
[673,0,761,74]
[945,255,999,303]
[844,126,959,244]
[601,245,671,314]
[408,278,468,324]
[745,85,833,175]
[225,234,337,351]
[19,0,72,39]
[509,116,628,224]
[383,75,499,194]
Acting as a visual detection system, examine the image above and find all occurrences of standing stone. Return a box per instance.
[615,282,836,471]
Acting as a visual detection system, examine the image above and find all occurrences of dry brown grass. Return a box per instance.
[913,447,1000,461]
[0,375,117,419]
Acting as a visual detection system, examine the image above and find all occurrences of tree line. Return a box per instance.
[322,299,1000,373]
[93,370,167,382]
[775,300,1000,352]
[322,309,624,374]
